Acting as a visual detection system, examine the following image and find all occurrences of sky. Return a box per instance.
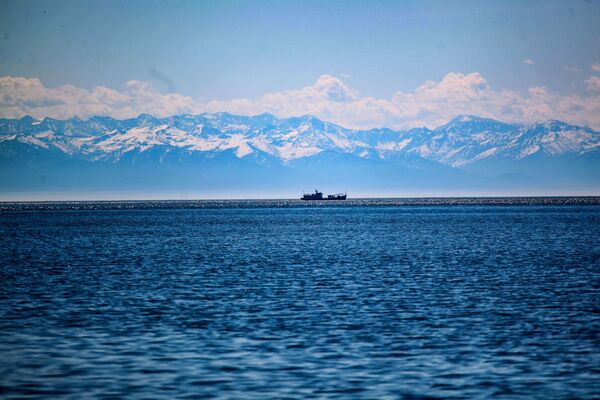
[1,0,600,129]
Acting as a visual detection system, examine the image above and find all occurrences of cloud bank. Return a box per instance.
[1,73,600,130]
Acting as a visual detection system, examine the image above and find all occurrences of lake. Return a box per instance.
[1,199,599,398]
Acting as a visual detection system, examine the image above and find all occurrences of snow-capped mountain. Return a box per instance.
[1,112,599,196]
[2,113,598,165]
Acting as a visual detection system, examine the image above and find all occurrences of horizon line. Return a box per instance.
[2,193,600,203]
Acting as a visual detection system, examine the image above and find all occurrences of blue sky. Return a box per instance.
[1,0,600,129]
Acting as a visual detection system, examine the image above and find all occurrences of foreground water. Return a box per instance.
[1,200,599,399]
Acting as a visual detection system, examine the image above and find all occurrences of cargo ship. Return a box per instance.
[301,190,347,200]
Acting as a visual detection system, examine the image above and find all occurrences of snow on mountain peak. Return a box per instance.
[0,113,598,167]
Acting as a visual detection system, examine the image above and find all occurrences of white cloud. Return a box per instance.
[562,65,581,73]
[1,73,600,130]
[0,76,199,120]
[592,63,600,72]
[523,59,535,65]
[585,76,600,91]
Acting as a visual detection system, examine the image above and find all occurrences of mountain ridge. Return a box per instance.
[1,113,599,196]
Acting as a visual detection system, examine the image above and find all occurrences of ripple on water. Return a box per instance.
[0,204,599,398]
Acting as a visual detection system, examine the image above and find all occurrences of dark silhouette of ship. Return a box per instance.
[301,190,347,200]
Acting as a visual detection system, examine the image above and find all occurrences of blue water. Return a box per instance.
[1,201,599,399]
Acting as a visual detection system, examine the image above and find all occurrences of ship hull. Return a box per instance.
[301,196,347,201]
[301,190,346,200]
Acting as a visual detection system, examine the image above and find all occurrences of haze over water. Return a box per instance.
[1,199,599,398]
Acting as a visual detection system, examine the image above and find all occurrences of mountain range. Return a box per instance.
[1,112,599,198]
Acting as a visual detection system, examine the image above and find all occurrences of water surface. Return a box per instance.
[1,200,599,398]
